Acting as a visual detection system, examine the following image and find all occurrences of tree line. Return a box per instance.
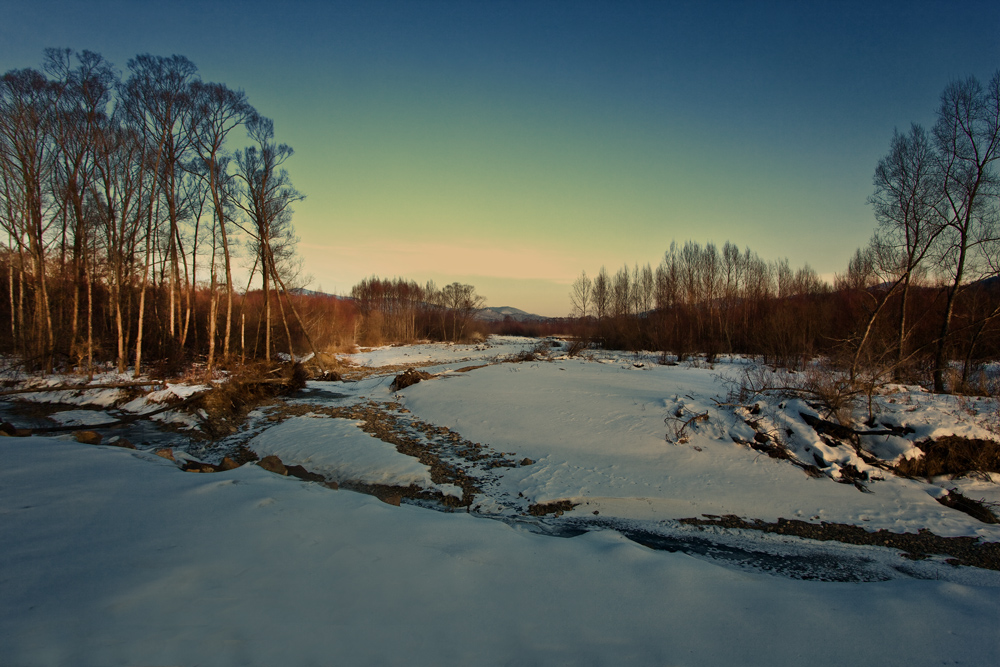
[350,277,486,345]
[0,49,323,375]
[5,50,997,391]
[569,241,829,366]
[572,71,1000,393]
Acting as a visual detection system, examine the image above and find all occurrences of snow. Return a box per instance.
[2,437,998,666]
[399,358,1000,540]
[14,386,125,408]
[251,414,460,497]
[346,335,539,370]
[3,338,1000,664]
[48,409,115,426]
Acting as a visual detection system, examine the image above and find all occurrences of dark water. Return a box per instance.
[0,400,189,448]
[482,514,944,583]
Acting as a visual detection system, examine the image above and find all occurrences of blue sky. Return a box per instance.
[2,0,998,315]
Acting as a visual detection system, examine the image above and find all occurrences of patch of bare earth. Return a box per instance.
[680,514,1000,571]
[335,360,447,382]
[253,399,520,510]
[528,500,579,517]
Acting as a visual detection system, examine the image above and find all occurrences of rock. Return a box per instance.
[218,457,240,471]
[182,461,218,473]
[257,454,288,476]
[0,421,17,436]
[106,437,136,449]
[520,457,535,466]
[154,448,176,461]
[73,431,102,445]
[286,464,325,483]
[381,494,402,507]
[390,368,433,391]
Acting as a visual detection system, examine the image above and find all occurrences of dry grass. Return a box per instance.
[566,338,588,357]
[198,361,310,439]
[895,435,1000,478]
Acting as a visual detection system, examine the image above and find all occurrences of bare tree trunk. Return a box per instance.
[273,268,294,361]
[17,253,25,356]
[7,258,14,342]
[33,247,55,373]
[207,237,218,370]
[934,246,967,393]
[894,274,911,379]
[267,246,323,368]
[115,294,125,373]
[222,229,234,360]
[177,229,192,350]
[85,245,93,380]
[134,214,153,379]
[264,259,271,362]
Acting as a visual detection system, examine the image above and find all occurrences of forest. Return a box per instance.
[2,50,999,395]
[562,71,1000,395]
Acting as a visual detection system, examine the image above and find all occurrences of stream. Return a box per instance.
[4,391,999,587]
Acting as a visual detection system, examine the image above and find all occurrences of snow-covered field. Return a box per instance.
[2,336,1000,665]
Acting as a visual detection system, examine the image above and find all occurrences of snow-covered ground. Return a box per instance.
[251,414,463,498]
[398,358,1000,538]
[2,337,1000,665]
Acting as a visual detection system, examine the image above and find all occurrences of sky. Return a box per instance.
[1,0,998,316]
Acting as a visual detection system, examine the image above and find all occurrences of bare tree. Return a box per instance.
[0,67,59,370]
[869,123,944,374]
[121,54,198,352]
[570,270,592,318]
[45,49,117,371]
[930,71,1000,392]
[233,116,303,361]
[440,282,485,341]
[189,81,256,368]
[592,266,609,321]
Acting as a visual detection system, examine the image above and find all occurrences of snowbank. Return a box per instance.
[2,437,997,666]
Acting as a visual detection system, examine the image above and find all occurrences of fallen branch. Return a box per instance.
[0,380,164,397]
[799,412,914,440]
[665,410,709,444]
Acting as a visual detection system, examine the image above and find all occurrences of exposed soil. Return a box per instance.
[528,500,579,517]
[679,514,1000,571]
[335,359,447,382]
[247,398,521,509]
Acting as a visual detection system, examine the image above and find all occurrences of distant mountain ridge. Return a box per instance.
[475,306,549,322]
[289,290,552,321]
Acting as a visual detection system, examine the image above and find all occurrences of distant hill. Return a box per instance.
[475,306,549,322]
[287,292,553,322]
